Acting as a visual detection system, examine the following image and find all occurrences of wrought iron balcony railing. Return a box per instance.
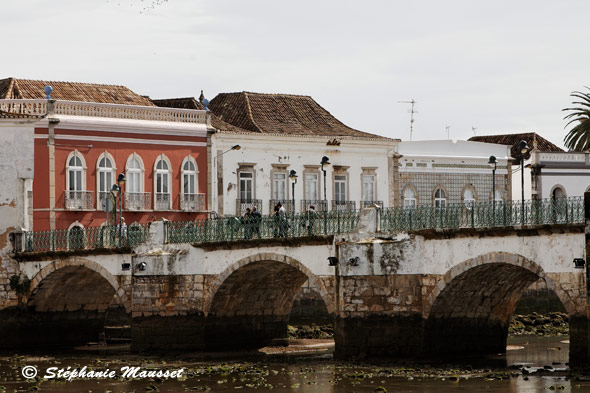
[125,192,151,211]
[236,199,262,216]
[180,193,206,212]
[65,190,94,210]
[269,199,294,214]
[155,193,171,211]
[300,200,328,212]
[332,200,356,211]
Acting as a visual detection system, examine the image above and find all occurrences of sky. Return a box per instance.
[4,0,590,147]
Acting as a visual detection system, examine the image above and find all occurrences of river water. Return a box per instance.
[0,336,586,393]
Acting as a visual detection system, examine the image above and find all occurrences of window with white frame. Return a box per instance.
[239,171,253,202]
[97,153,115,208]
[126,155,143,194]
[273,173,287,200]
[403,186,416,207]
[154,156,171,210]
[334,175,347,202]
[182,158,198,195]
[362,175,375,202]
[434,188,447,208]
[67,152,85,192]
[304,173,318,201]
[463,188,475,207]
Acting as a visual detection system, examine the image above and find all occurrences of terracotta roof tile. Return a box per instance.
[151,97,252,133]
[209,92,390,140]
[469,132,564,160]
[0,77,154,106]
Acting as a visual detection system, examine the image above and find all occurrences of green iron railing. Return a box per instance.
[380,197,584,232]
[15,197,584,253]
[22,224,150,253]
[166,209,360,244]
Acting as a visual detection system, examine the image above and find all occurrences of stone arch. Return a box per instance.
[423,251,576,356]
[424,252,574,318]
[204,252,332,315]
[28,257,129,311]
[7,257,131,349]
[204,252,332,350]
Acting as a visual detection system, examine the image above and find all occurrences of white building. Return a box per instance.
[207,92,398,216]
[394,140,512,207]
[469,133,586,201]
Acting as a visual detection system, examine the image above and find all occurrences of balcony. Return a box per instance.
[180,193,206,212]
[236,199,262,216]
[0,99,208,124]
[361,200,384,208]
[155,193,171,211]
[269,199,294,214]
[65,190,94,210]
[331,200,356,211]
[300,200,328,212]
[125,192,151,211]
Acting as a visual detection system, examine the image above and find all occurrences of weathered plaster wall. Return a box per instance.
[0,123,35,309]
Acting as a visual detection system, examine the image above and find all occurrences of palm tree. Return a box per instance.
[563,87,590,151]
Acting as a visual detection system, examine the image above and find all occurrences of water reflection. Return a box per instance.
[0,336,586,393]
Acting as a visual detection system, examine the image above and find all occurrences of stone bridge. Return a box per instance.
[1,209,589,365]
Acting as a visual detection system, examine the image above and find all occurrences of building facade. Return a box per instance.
[155,92,397,217]
[0,78,210,232]
[393,140,512,207]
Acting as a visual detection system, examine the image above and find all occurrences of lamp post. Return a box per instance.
[289,170,298,220]
[321,156,330,234]
[519,140,530,225]
[213,144,241,215]
[116,173,126,245]
[488,155,497,213]
[110,183,120,245]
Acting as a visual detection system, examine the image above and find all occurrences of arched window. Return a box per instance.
[403,186,417,207]
[552,186,566,200]
[180,156,200,211]
[154,155,171,210]
[434,187,447,208]
[97,152,116,210]
[65,151,89,210]
[463,187,476,207]
[182,157,198,195]
[126,154,144,193]
[125,154,148,211]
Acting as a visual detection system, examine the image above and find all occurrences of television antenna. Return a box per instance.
[472,126,477,136]
[445,125,452,140]
[398,99,417,141]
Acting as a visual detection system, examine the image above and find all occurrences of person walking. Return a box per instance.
[242,208,253,239]
[305,205,316,236]
[251,206,262,238]
[277,202,288,237]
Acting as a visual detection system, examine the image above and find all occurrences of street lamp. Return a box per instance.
[213,145,241,215]
[488,155,497,213]
[321,156,330,234]
[289,170,298,220]
[111,183,120,245]
[519,140,530,225]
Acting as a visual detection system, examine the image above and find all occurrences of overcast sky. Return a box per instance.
[4,0,589,147]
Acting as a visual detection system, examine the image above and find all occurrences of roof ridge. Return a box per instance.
[242,91,313,98]
[243,92,263,132]
[15,78,130,89]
